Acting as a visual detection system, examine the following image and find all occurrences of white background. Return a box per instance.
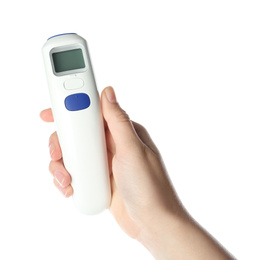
[0,1,266,259]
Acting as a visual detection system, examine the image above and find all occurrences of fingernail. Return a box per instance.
[49,143,55,157]
[60,187,70,198]
[105,87,117,103]
[55,171,65,187]
[60,187,68,197]
[64,189,70,198]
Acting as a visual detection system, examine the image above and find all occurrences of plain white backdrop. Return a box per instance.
[0,1,266,259]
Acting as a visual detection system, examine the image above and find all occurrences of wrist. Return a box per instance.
[136,209,189,260]
[136,209,235,260]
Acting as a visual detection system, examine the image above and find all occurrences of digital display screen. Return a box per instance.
[52,49,85,73]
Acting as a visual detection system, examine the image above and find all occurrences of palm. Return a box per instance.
[106,139,141,239]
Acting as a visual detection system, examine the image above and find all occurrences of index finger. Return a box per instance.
[40,108,54,122]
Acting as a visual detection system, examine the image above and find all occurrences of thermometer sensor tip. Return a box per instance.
[48,33,77,40]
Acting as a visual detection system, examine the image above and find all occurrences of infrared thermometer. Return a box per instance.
[42,33,111,215]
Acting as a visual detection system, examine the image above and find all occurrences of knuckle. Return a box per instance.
[116,107,130,123]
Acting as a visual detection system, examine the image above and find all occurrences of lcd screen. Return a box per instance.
[52,49,85,73]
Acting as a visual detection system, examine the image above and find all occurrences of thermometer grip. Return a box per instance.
[54,90,110,215]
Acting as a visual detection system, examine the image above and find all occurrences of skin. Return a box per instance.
[40,86,235,260]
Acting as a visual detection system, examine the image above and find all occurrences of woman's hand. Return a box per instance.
[40,87,235,260]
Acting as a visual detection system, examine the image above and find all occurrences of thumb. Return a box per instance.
[101,87,140,151]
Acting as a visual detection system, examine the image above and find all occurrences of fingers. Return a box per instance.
[49,159,71,187]
[49,132,62,161]
[53,178,73,198]
[42,109,73,197]
[48,131,73,197]
[40,108,54,122]
[49,159,73,198]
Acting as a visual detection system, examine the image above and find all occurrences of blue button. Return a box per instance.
[65,93,90,111]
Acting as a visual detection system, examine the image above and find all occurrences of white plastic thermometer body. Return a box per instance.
[42,33,111,215]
